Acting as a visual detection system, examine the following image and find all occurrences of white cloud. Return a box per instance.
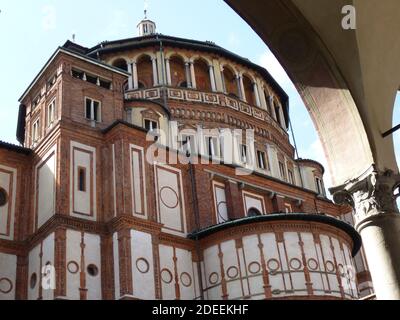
[41,5,56,31]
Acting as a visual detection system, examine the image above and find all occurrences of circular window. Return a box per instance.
[248,262,261,275]
[0,278,13,294]
[180,272,192,288]
[0,188,8,207]
[325,261,335,273]
[209,272,219,285]
[267,259,280,272]
[226,266,239,279]
[307,258,319,271]
[290,258,302,271]
[87,264,99,277]
[67,261,79,274]
[136,258,150,274]
[30,273,37,289]
[161,269,173,284]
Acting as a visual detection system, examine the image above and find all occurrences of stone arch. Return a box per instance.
[136,54,154,89]
[190,54,213,66]
[193,58,212,92]
[165,51,189,62]
[242,73,255,106]
[169,54,187,87]
[222,65,239,98]
[111,58,128,72]
[225,0,376,186]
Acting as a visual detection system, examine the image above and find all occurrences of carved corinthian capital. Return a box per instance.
[331,166,400,229]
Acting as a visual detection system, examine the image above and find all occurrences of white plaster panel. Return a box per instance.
[42,233,55,300]
[284,232,306,293]
[202,245,221,300]
[113,232,120,300]
[66,230,101,300]
[66,229,81,300]
[158,244,175,300]
[27,233,55,300]
[131,230,155,300]
[300,233,325,294]
[320,235,340,296]
[260,233,285,292]
[70,141,97,221]
[28,243,41,300]
[155,164,186,236]
[242,235,263,297]
[175,248,196,300]
[130,145,147,218]
[236,247,250,297]
[36,147,56,229]
[213,182,228,224]
[0,253,17,300]
[220,240,241,299]
[242,191,265,215]
[0,165,16,240]
[84,233,101,300]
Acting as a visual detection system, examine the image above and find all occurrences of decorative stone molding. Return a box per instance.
[331,166,400,230]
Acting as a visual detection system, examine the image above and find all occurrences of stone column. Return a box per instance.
[239,75,246,102]
[190,62,197,89]
[165,58,172,86]
[220,68,227,93]
[236,75,243,101]
[132,62,138,90]
[253,82,261,107]
[151,58,158,86]
[185,62,192,88]
[209,65,217,92]
[332,167,400,300]
[127,63,133,90]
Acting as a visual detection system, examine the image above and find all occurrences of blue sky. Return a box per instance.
[0,0,399,193]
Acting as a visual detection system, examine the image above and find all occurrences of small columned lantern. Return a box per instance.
[137,10,156,36]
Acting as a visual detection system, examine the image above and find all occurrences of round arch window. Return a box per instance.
[87,264,99,277]
[0,188,8,207]
[247,207,262,217]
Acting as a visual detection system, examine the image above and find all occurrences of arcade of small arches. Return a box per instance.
[108,51,287,130]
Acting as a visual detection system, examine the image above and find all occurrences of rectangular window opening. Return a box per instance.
[78,167,86,192]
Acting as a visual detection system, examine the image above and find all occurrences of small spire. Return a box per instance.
[144,9,147,19]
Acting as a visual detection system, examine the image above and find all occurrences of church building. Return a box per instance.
[0,15,374,300]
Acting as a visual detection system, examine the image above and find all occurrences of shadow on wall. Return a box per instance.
[393,92,400,208]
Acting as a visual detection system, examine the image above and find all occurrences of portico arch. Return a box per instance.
[225,0,400,300]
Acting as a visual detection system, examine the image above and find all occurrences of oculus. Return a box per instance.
[67,261,79,274]
[0,278,13,294]
[87,264,99,277]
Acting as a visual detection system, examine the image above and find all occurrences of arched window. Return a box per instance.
[136,55,153,89]
[170,55,186,87]
[112,58,128,72]
[242,75,255,105]
[194,59,211,91]
[247,207,262,217]
[178,81,188,88]
[222,67,239,98]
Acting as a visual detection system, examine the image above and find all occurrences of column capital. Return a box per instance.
[331,166,400,229]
